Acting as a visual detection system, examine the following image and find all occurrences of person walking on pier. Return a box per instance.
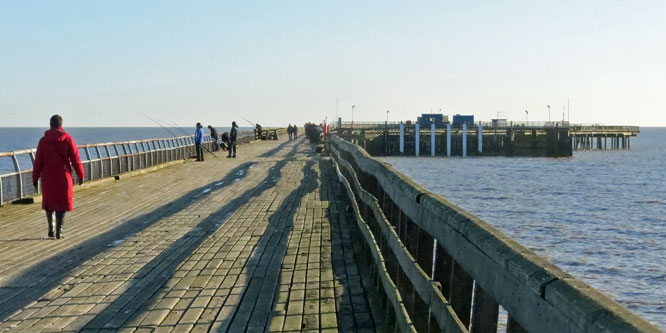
[293,125,298,139]
[287,124,293,140]
[194,122,204,161]
[32,115,85,239]
[207,125,219,151]
[228,121,238,158]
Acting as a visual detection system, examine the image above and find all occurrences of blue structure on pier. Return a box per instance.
[452,114,475,128]
[417,113,447,127]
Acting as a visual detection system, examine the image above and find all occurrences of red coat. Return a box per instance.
[32,128,85,212]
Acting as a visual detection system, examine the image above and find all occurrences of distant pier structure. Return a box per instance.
[335,120,639,157]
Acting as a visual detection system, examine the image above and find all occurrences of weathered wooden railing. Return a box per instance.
[0,132,256,206]
[328,135,658,332]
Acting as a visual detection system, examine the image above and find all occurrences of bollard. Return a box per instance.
[446,123,451,157]
[399,122,405,154]
[415,124,420,156]
[478,122,483,153]
[462,123,467,157]
[431,123,436,156]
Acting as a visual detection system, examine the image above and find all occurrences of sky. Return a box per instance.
[1,1,666,127]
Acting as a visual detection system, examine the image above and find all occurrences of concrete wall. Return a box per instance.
[328,135,657,332]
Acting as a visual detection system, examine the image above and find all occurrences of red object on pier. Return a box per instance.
[32,128,85,212]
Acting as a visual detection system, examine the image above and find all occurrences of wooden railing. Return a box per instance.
[328,135,657,332]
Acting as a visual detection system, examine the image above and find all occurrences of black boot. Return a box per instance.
[55,214,64,239]
[46,212,54,238]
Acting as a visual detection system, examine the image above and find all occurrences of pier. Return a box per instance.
[336,121,639,157]
[0,132,658,332]
[0,136,385,332]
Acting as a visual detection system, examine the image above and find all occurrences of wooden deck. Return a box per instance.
[0,138,383,332]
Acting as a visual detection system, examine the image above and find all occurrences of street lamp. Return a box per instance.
[386,110,389,124]
[547,105,551,122]
[351,105,356,129]
[525,110,529,124]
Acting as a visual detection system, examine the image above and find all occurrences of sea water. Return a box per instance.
[380,127,666,329]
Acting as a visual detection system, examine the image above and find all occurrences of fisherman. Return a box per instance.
[195,122,204,161]
[255,123,262,140]
[207,125,219,151]
[287,124,293,140]
[32,115,85,239]
[228,121,238,158]
[220,131,230,151]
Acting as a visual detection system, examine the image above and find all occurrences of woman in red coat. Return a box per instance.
[32,115,85,239]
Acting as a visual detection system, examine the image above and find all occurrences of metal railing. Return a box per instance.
[0,133,253,206]
[328,135,657,332]
[570,125,640,133]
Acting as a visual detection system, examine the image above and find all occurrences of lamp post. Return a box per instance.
[547,105,551,122]
[351,105,356,129]
[525,110,529,124]
[386,110,389,124]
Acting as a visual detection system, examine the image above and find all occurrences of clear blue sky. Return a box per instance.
[2,1,665,127]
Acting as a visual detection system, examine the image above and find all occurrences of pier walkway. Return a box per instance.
[0,138,382,332]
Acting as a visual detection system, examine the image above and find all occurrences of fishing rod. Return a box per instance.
[142,114,183,139]
[230,111,256,127]
[144,115,218,158]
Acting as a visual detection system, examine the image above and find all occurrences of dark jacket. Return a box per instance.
[230,125,238,141]
[209,127,218,140]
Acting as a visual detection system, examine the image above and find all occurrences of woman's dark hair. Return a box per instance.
[50,115,63,128]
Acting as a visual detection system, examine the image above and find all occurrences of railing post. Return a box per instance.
[415,124,420,156]
[431,123,436,156]
[446,123,452,157]
[84,147,92,181]
[478,122,483,153]
[11,153,23,199]
[140,142,147,168]
[29,150,37,194]
[95,146,103,179]
[127,144,134,171]
[121,144,129,172]
[104,145,112,176]
[113,145,121,174]
[462,123,467,157]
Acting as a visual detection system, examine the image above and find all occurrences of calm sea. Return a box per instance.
[381,127,666,329]
[0,127,253,174]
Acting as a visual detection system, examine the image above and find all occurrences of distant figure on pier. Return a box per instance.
[194,122,204,161]
[255,123,262,140]
[32,115,85,239]
[220,132,229,151]
[293,125,298,139]
[228,121,238,158]
[287,124,293,140]
[207,125,219,151]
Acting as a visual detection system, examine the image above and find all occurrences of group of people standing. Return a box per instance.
[287,124,299,140]
[194,121,238,161]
